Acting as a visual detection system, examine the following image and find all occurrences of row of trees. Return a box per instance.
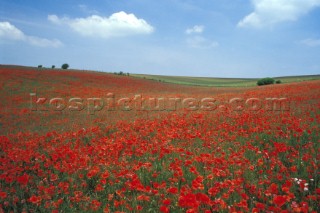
[38,63,69,69]
[257,77,281,86]
[114,71,129,76]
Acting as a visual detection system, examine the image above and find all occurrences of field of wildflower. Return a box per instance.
[0,66,319,212]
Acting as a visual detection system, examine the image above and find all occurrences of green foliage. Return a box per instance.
[61,63,69,69]
[257,77,275,86]
[38,65,42,68]
[52,65,55,69]
[276,80,282,84]
[114,71,128,76]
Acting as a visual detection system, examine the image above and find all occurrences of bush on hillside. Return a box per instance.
[61,63,69,69]
[257,77,275,86]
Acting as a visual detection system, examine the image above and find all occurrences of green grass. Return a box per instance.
[131,74,320,87]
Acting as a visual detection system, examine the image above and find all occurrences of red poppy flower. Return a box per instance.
[273,195,287,207]
[167,187,178,194]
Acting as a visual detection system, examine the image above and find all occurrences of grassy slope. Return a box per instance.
[2,65,319,87]
[131,73,320,87]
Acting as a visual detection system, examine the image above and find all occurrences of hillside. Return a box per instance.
[131,73,320,87]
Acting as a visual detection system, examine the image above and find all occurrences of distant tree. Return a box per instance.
[119,71,124,75]
[127,73,130,76]
[257,77,275,86]
[52,65,55,69]
[276,80,282,84]
[61,63,69,69]
[38,65,43,68]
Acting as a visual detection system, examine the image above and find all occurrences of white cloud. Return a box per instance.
[26,36,62,48]
[186,36,219,49]
[48,11,154,39]
[0,21,62,47]
[301,38,320,47]
[48,15,61,25]
[238,0,320,28]
[186,25,204,34]
[185,25,217,49]
[0,21,25,40]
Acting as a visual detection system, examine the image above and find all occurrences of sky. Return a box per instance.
[0,0,320,78]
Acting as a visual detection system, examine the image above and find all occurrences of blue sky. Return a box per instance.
[0,0,320,77]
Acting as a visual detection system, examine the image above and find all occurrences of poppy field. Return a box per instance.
[0,66,319,212]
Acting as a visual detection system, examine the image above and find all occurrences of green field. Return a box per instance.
[131,73,320,87]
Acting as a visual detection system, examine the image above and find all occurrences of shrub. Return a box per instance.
[276,80,282,84]
[52,65,55,69]
[257,77,275,86]
[61,63,69,69]
[38,65,42,68]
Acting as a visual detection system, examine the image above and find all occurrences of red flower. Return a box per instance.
[167,187,178,194]
[192,176,204,190]
[17,173,29,185]
[91,199,101,211]
[28,195,42,205]
[137,195,150,202]
[163,199,171,206]
[95,184,103,192]
[101,171,109,179]
[255,202,265,209]
[0,191,7,199]
[160,206,169,213]
[87,166,100,178]
[273,195,287,207]
[196,193,210,205]
[269,183,279,194]
[178,193,199,208]
[50,174,58,182]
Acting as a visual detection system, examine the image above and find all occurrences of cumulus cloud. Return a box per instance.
[186,25,204,34]
[0,22,25,40]
[238,0,320,28]
[48,11,154,39]
[301,38,320,47]
[186,36,219,49]
[0,21,62,47]
[48,15,61,25]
